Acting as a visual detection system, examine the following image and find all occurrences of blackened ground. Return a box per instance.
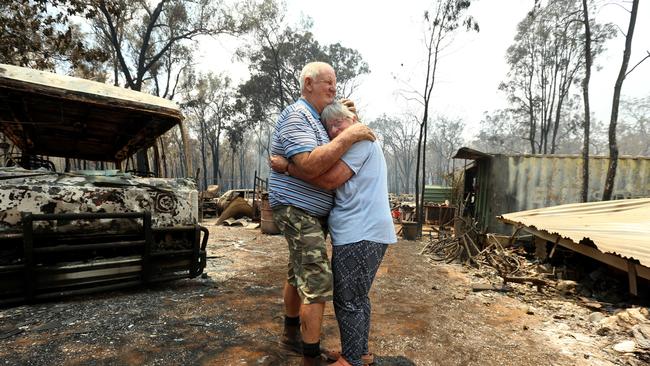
[0,219,627,365]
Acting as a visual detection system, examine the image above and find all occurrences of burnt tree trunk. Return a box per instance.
[230,150,235,190]
[581,0,592,202]
[200,119,208,191]
[603,0,638,201]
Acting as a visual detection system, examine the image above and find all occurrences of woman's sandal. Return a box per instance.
[322,349,374,365]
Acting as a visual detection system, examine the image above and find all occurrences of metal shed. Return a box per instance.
[453,147,650,233]
[423,185,453,204]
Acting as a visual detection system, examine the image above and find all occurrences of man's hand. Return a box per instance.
[269,155,289,173]
[339,98,357,116]
[337,122,376,142]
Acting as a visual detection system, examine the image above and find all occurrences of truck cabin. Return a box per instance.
[0,64,206,305]
[0,63,192,176]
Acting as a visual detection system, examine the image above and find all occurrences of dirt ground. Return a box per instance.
[0,219,642,365]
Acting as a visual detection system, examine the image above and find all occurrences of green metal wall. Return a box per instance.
[424,185,453,204]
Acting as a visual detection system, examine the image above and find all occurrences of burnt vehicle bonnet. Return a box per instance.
[0,167,199,234]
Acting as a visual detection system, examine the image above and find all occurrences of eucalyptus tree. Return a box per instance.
[224,118,247,190]
[0,0,109,73]
[617,96,650,156]
[428,115,466,186]
[602,0,643,201]
[502,0,581,154]
[237,0,369,122]
[182,72,235,190]
[234,0,369,184]
[580,0,593,202]
[472,110,529,154]
[89,0,258,172]
[500,0,613,155]
[411,0,478,235]
[237,31,368,116]
[368,115,418,194]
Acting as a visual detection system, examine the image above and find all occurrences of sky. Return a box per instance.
[199,0,650,140]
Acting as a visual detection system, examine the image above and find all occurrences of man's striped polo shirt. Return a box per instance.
[268,98,334,217]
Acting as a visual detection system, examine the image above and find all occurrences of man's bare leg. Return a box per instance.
[300,302,324,343]
[301,302,325,365]
[284,281,301,317]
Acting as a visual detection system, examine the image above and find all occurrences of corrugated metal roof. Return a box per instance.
[500,198,650,267]
[452,147,491,160]
[424,185,452,204]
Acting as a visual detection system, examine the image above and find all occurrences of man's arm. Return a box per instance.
[288,160,353,190]
[290,123,374,179]
[269,155,353,190]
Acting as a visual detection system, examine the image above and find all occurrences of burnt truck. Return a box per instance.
[0,63,208,305]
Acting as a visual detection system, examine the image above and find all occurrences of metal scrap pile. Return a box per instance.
[421,218,524,276]
[212,190,255,226]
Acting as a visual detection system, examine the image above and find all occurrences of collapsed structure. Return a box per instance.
[500,198,650,296]
[453,147,650,233]
[452,147,650,295]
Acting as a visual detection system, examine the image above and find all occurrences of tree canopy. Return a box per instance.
[1,0,108,76]
[496,0,614,154]
[236,2,369,129]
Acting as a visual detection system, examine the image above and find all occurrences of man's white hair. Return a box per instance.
[299,61,332,92]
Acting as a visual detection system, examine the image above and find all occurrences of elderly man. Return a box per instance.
[271,101,396,366]
[269,61,374,366]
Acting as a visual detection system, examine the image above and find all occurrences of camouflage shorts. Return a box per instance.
[272,205,332,304]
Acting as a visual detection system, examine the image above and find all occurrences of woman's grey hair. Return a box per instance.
[321,101,355,123]
[299,61,330,92]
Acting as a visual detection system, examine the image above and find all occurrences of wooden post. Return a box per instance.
[628,260,638,297]
[534,237,548,260]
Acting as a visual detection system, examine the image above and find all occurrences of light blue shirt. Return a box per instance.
[328,140,397,245]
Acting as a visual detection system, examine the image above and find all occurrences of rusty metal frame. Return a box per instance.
[500,218,650,296]
[1,212,209,306]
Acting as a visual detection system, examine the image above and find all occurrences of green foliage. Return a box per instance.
[236,1,370,130]
[0,0,109,74]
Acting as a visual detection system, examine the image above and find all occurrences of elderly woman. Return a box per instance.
[271,101,396,366]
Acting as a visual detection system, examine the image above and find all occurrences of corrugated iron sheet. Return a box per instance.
[424,185,452,204]
[501,198,650,267]
[468,152,650,233]
[503,155,650,211]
